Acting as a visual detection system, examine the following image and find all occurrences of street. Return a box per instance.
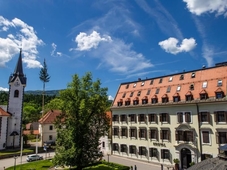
[0,152,170,170]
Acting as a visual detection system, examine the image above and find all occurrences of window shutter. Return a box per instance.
[161,149,163,159]
[156,129,158,140]
[129,129,131,137]
[160,114,163,122]
[177,113,180,123]
[175,131,179,141]
[138,115,141,122]
[225,111,227,122]
[126,128,128,137]
[168,130,171,142]
[155,114,157,123]
[198,113,201,122]
[207,112,210,124]
[214,111,217,122]
[139,129,141,138]
[216,132,219,144]
[191,131,194,142]
[149,129,151,139]
[135,129,137,139]
[160,130,163,140]
[150,148,153,157]
[145,115,147,123]
[145,129,147,139]
[167,114,170,123]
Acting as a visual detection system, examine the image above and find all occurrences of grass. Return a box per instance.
[5,159,54,170]
[0,149,34,156]
[84,164,118,170]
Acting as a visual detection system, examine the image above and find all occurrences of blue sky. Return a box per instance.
[0,0,227,99]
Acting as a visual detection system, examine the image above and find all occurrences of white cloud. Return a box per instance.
[108,95,114,100]
[0,16,43,68]
[74,31,112,51]
[0,87,9,91]
[51,43,63,57]
[159,37,197,55]
[183,0,227,17]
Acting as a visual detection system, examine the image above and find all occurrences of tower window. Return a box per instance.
[14,90,19,98]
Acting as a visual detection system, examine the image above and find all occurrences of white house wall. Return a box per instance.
[0,117,8,150]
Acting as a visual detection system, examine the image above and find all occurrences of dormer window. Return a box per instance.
[177,86,181,92]
[152,95,158,104]
[150,80,154,85]
[191,72,195,78]
[133,97,139,105]
[180,74,184,80]
[142,96,148,104]
[126,84,129,89]
[159,78,163,83]
[125,98,131,106]
[122,93,126,98]
[217,80,222,87]
[185,91,193,101]
[133,83,137,88]
[117,99,123,106]
[215,88,224,99]
[147,89,151,95]
[141,81,145,86]
[200,90,208,100]
[130,92,134,97]
[155,88,160,94]
[162,94,168,103]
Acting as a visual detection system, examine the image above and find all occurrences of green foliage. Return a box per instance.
[45,98,64,110]
[189,162,195,166]
[23,104,41,125]
[39,59,50,84]
[173,158,180,164]
[0,91,8,104]
[53,72,110,170]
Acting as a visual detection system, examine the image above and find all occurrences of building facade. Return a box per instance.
[111,62,227,169]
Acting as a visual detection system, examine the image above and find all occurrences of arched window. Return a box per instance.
[14,90,19,98]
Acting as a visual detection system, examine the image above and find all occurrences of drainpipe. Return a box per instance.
[196,103,202,162]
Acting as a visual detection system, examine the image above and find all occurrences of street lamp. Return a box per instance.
[14,155,18,170]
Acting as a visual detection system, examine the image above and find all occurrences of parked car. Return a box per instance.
[26,154,43,162]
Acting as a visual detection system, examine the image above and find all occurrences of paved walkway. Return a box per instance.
[103,155,172,170]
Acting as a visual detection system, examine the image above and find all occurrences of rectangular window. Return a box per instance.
[216,92,223,99]
[161,149,169,159]
[177,86,181,91]
[217,80,222,86]
[160,113,169,123]
[120,145,127,153]
[130,128,137,138]
[185,112,191,123]
[173,96,180,102]
[152,98,158,104]
[49,125,53,130]
[113,128,119,136]
[150,148,158,157]
[202,131,210,144]
[147,89,151,95]
[149,114,157,123]
[150,80,154,85]
[113,115,119,122]
[215,111,227,123]
[137,91,141,96]
[139,114,145,122]
[129,145,136,154]
[217,132,227,144]
[186,95,193,101]
[166,86,171,93]
[121,128,127,137]
[120,115,126,122]
[49,135,53,140]
[160,130,169,140]
[176,131,193,142]
[159,78,163,83]
[139,129,147,139]
[113,144,118,151]
[130,114,136,122]
[177,112,183,123]
[200,112,210,123]
[139,146,146,156]
[130,92,134,97]
[150,129,158,140]
[155,88,160,94]
[202,81,207,88]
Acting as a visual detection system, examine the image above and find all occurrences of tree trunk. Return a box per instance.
[175,163,179,170]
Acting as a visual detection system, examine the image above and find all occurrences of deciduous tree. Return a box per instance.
[53,72,110,169]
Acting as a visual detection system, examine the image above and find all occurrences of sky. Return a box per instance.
[0,0,227,100]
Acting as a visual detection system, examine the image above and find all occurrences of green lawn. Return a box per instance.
[6,159,54,170]
[0,149,34,156]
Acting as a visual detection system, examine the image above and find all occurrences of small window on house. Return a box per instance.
[217,80,222,87]
[177,86,181,91]
[166,86,171,93]
[122,93,126,98]
[191,72,195,78]
[202,81,207,88]
[202,131,210,144]
[155,88,160,94]
[133,83,137,88]
[130,92,134,97]
[169,77,173,82]
[141,81,145,86]
[102,142,105,148]
[49,135,53,140]
[150,80,154,85]
[180,74,184,80]
[14,90,19,98]
[161,149,170,159]
[49,125,53,130]
[126,84,129,89]
[137,91,141,96]
[159,78,163,83]
[147,89,151,95]
[190,84,194,90]
[152,98,158,104]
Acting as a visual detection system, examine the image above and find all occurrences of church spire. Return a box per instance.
[13,48,24,77]
[8,49,27,85]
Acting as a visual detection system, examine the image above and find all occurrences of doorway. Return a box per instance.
[181,148,191,169]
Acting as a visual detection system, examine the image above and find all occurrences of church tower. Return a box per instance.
[7,49,26,148]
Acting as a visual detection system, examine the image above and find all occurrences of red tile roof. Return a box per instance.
[23,130,39,135]
[0,107,10,116]
[39,110,61,124]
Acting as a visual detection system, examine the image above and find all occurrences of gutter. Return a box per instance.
[196,103,203,162]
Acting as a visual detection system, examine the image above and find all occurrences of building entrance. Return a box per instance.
[181,148,191,169]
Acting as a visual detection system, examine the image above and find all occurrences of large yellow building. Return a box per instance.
[111,62,227,169]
